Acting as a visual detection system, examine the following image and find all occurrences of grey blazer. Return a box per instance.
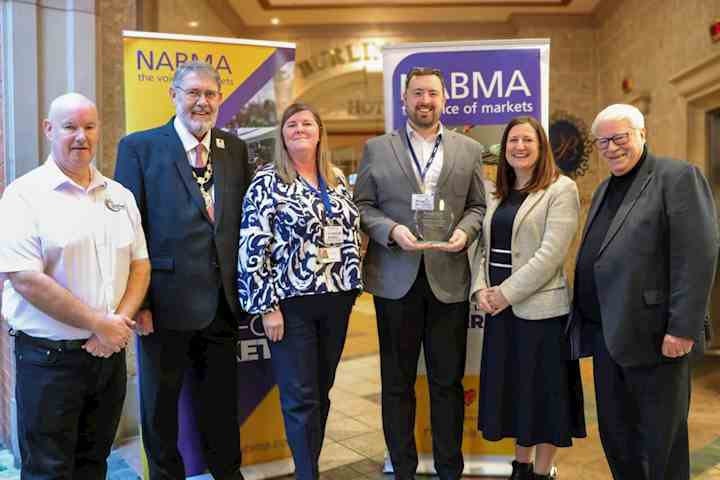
[470,175,580,319]
[353,127,486,303]
[568,152,719,366]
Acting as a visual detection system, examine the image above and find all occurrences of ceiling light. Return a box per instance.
[271,18,280,26]
[188,21,199,28]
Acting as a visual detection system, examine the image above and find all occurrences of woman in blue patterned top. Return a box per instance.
[238,103,361,480]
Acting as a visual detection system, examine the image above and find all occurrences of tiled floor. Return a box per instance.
[7,294,720,479]
[109,352,720,480]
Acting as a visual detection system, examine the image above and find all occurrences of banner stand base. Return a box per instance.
[383,453,513,477]
[189,458,294,480]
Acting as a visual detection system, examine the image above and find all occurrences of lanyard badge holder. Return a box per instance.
[406,132,454,245]
[307,176,343,264]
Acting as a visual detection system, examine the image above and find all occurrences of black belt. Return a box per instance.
[13,330,88,352]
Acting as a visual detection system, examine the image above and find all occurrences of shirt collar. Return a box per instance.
[43,155,107,193]
[406,122,444,143]
[174,116,212,153]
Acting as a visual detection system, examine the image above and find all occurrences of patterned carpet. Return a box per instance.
[2,301,719,479]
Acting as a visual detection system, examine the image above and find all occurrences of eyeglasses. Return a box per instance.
[593,131,633,150]
[174,86,221,102]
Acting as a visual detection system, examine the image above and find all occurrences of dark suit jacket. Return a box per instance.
[568,151,719,366]
[115,118,251,330]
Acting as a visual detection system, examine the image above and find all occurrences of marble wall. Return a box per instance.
[96,0,138,175]
[0,12,9,448]
[595,0,720,167]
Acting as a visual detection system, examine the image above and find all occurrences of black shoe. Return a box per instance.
[509,460,533,480]
[532,466,558,479]
[224,470,245,480]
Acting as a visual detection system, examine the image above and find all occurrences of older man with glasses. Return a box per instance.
[354,66,485,480]
[568,103,719,480]
[115,61,251,480]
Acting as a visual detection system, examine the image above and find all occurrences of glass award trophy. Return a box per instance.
[414,198,455,246]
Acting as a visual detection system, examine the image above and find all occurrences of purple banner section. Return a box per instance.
[392,49,541,129]
[236,314,277,424]
[217,48,295,127]
[174,316,276,477]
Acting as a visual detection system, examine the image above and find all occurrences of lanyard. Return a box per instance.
[304,175,334,221]
[406,130,442,183]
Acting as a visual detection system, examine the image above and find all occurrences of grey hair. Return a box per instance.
[591,104,645,135]
[172,61,221,91]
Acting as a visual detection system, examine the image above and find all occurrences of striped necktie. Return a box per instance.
[192,143,208,168]
[191,144,214,221]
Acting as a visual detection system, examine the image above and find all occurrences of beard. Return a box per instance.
[407,105,440,130]
[178,108,217,138]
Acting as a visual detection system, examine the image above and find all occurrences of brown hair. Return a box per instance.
[494,116,559,200]
[275,102,339,188]
[404,66,447,94]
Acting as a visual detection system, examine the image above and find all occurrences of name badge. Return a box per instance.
[318,247,342,264]
[323,225,344,245]
[411,193,435,211]
[104,198,127,212]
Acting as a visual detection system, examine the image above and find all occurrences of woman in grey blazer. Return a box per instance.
[470,116,586,480]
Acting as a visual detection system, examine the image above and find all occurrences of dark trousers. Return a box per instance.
[591,325,691,480]
[138,296,241,480]
[270,291,357,480]
[14,333,126,480]
[374,272,469,480]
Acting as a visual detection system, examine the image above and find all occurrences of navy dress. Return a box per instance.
[477,189,586,447]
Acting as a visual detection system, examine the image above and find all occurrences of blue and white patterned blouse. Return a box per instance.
[237,164,362,314]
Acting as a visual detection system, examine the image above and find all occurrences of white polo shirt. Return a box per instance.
[0,156,148,340]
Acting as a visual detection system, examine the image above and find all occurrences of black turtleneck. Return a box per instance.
[575,148,647,323]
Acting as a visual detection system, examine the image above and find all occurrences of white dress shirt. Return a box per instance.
[406,122,444,195]
[0,156,148,340]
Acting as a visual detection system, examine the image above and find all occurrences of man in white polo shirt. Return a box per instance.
[0,93,150,479]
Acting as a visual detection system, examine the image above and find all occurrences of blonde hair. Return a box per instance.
[275,102,338,188]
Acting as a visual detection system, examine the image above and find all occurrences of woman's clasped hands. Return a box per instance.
[474,287,510,316]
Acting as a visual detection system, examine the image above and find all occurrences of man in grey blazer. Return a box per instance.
[354,67,485,480]
[570,104,718,480]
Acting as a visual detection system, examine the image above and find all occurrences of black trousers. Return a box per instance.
[270,291,357,480]
[590,324,691,480]
[138,295,241,480]
[374,271,469,480]
[14,333,126,480]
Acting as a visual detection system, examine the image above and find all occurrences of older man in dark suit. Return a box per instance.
[115,61,251,480]
[569,103,718,480]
